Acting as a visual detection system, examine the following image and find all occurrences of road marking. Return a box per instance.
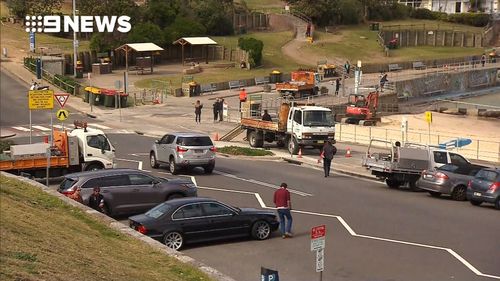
[197,185,265,208]
[190,176,197,186]
[88,123,111,129]
[129,153,150,157]
[32,125,51,131]
[12,126,31,132]
[115,158,142,170]
[214,170,312,197]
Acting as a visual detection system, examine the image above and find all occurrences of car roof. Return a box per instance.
[168,132,211,138]
[64,168,144,179]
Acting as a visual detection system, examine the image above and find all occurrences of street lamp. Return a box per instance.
[73,0,78,77]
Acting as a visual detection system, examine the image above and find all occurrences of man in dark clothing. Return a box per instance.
[322,140,336,177]
[379,72,388,92]
[481,54,486,67]
[88,187,105,212]
[262,109,272,121]
[273,183,292,238]
[213,98,220,123]
[218,98,225,121]
[335,78,341,96]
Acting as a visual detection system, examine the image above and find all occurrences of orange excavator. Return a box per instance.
[342,91,380,126]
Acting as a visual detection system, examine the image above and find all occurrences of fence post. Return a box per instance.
[369,127,372,142]
[476,140,480,160]
[354,125,357,143]
[437,135,440,145]
[338,123,342,141]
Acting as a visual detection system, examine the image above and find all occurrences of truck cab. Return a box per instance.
[68,127,116,170]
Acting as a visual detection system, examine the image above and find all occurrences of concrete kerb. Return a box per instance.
[0,171,237,281]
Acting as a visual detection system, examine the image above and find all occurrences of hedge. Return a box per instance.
[237,37,263,68]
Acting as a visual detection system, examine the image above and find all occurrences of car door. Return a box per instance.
[200,202,248,238]
[432,151,448,168]
[172,203,212,242]
[98,175,132,214]
[449,153,470,166]
[158,134,174,162]
[85,134,114,165]
[127,173,163,211]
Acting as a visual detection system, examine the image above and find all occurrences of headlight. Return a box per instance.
[302,133,312,139]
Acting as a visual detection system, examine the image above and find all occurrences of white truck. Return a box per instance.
[241,102,336,154]
[0,121,115,178]
[362,139,471,190]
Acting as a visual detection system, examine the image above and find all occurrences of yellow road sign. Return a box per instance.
[29,90,54,110]
[425,111,432,124]
[56,109,69,121]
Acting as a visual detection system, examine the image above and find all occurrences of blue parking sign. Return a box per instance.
[261,267,279,281]
[29,31,35,52]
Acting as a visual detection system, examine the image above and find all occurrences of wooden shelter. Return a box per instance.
[115,43,164,73]
[173,37,218,65]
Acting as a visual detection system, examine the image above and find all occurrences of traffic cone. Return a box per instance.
[317,151,324,164]
[213,132,219,141]
[297,148,303,158]
[43,136,49,143]
[345,147,352,158]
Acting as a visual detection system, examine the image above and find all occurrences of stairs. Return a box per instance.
[219,125,245,141]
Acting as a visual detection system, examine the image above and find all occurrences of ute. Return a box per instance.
[0,121,115,178]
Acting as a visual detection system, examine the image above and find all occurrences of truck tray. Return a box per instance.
[241,118,281,132]
[0,156,70,171]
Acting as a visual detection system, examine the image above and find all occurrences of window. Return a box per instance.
[201,202,234,216]
[87,135,110,151]
[129,174,154,185]
[433,151,448,164]
[172,204,203,219]
[82,178,101,189]
[438,164,459,173]
[293,110,302,124]
[450,153,468,166]
[176,136,213,146]
[59,178,77,191]
[160,134,175,144]
[475,170,499,182]
[100,175,130,187]
[303,111,333,126]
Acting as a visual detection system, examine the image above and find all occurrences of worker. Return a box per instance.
[262,110,272,121]
[239,88,247,112]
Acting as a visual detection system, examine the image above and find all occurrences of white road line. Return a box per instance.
[12,126,31,132]
[254,193,266,208]
[88,123,111,129]
[115,158,143,170]
[32,125,51,131]
[53,125,63,129]
[190,176,197,186]
[197,185,256,195]
[129,153,150,157]
[214,170,312,197]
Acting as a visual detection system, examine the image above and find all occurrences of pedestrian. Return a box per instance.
[344,61,351,76]
[262,109,272,121]
[306,23,311,37]
[321,140,336,177]
[379,72,388,92]
[335,78,341,96]
[239,88,247,112]
[219,98,225,122]
[88,187,105,212]
[68,187,83,204]
[194,100,203,123]
[213,98,220,123]
[273,182,293,238]
[481,54,486,67]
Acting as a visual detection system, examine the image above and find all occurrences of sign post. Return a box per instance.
[311,225,326,281]
[28,90,54,143]
[425,111,432,145]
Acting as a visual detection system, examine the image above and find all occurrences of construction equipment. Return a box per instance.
[240,100,336,155]
[342,91,380,126]
[276,70,320,99]
[0,121,115,178]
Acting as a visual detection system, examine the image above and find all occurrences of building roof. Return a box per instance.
[173,37,218,45]
[117,43,164,52]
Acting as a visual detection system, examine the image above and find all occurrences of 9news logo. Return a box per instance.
[25,15,131,33]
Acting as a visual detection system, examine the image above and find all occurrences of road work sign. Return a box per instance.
[56,109,69,121]
[29,90,54,110]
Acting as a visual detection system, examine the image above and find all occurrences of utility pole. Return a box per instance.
[73,0,78,77]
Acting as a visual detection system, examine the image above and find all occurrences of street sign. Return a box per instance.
[29,31,35,52]
[311,225,326,251]
[29,90,54,110]
[311,238,326,251]
[54,93,70,108]
[316,248,324,272]
[425,111,433,124]
[56,109,69,121]
[261,267,279,281]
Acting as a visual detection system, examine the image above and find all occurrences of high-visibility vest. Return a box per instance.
[239,90,247,102]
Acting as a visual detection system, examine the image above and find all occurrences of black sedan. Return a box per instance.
[129,197,280,250]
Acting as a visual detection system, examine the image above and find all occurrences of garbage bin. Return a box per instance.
[101,89,117,107]
[75,66,84,78]
[270,70,282,83]
[84,90,90,103]
[119,92,128,108]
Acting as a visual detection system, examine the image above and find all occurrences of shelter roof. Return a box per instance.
[173,37,218,45]
[116,43,164,52]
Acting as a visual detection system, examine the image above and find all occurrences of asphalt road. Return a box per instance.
[103,133,500,281]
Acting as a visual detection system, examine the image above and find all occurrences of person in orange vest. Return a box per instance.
[239,88,247,111]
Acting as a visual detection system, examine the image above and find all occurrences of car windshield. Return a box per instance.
[303,111,333,127]
[59,178,77,190]
[438,164,459,172]
[177,136,213,146]
[145,202,174,219]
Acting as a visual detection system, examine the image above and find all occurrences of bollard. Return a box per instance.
[2,47,7,58]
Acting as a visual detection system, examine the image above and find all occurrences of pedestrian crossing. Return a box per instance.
[1,123,135,137]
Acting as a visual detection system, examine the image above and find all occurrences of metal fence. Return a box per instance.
[336,123,500,163]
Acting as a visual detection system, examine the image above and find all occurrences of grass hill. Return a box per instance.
[0,175,214,281]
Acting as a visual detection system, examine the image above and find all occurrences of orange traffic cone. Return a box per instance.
[297,148,303,158]
[317,151,324,164]
[213,132,219,141]
[345,147,352,158]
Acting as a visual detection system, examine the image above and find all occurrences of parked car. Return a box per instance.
[417,164,485,200]
[58,168,197,216]
[466,168,500,210]
[129,197,280,250]
[150,132,216,175]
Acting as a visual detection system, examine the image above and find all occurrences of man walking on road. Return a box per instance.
[321,140,336,177]
[274,183,293,238]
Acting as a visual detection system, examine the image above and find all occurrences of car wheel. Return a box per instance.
[163,231,184,250]
[451,185,467,201]
[428,191,441,197]
[386,178,400,189]
[251,220,271,240]
[204,163,215,174]
[150,152,159,169]
[167,193,184,201]
[470,200,482,206]
[169,158,179,175]
[248,131,263,148]
[85,163,103,171]
[287,137,299,155]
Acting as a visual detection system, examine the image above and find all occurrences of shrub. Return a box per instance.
[411,8,436,19]
[238,37,264,67]
[54,74,79,94]
[447,13,490,27]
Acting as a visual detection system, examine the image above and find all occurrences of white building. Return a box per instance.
[399,0,499,14]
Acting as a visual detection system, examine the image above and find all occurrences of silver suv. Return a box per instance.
[150,132,216,175]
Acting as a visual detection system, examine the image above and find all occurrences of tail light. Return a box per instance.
[176,146,188,153]
[136,225,147,234]
[61,189,76,196]
[435,172,449,180]
[209,146,217,152]
[467,180,472,189]
[488,182,500,192]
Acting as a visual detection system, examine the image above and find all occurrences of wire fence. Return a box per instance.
[336,123,499,163]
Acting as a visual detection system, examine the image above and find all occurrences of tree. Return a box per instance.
[164,16,207,44]
[144,0,180,29]
[192,0,234,35]
[127,22,165,46]
[238,37,264,67]
[7,0,63,18]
